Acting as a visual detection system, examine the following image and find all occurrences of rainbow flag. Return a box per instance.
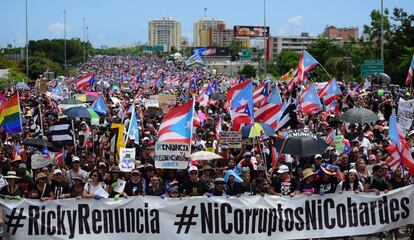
[0,93,22,133]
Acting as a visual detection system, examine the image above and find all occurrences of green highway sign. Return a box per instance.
[360,59,384,78]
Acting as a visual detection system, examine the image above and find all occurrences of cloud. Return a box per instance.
[48,22,71,38]
[277,15,304,35]
[287,16,303,26]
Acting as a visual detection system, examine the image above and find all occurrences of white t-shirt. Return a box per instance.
[84,181,106,195]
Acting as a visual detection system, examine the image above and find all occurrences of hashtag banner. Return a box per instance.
[2,185,414,239]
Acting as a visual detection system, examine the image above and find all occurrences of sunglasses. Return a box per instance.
[190,172,198,175]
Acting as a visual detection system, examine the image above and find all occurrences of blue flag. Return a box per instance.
[92,96,108,116]
[126,104,140,144]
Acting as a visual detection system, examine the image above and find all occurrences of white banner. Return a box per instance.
[155,142,190,169]
[398,98,414,135]
[31,154,52,170]
[1,185,414,240]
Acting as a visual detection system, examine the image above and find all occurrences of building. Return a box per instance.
[193,18,226,47]
[148,17,181,51]
[268,32,317,62]
[323,26,359,42]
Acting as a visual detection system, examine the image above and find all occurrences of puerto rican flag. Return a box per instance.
[253,83,269,107]
[300,84,322,115]
[55,148,65,165]
[157,100,194,145]
[75,73,95,91]
[318,78,342,105]
[230,104,253,131]
[388,111,414,175]
[405,54,414,86]
[226,80,254,123]
[297,50,319,82]
[386,143,402,171]
[325,129,335,145]
[255,102,286,129]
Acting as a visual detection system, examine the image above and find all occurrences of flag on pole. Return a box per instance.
[42,145,50,160]
[405,54,414,86]
[297,50,319,82]
[92,96,108,115]
[185,52,203,66]
[75,73,95,91]
[0,92,22,134]
[125,104,140,144]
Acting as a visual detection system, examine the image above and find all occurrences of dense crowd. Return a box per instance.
[0,55,412,238]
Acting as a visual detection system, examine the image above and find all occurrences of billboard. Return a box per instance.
[191,47,230,56]
[234,26,270,38]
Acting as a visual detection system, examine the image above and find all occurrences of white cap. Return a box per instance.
[277,165,290,174]
[314,154,323,160]
[53,169,63,175]
[409,130,414,136]
[188,166,198,172]
[72,156,80,162]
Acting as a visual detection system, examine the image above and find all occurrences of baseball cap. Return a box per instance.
[214,177,225,183]
[188,166,198,172]
[314,154,323,160]
[143,137,150,141]
[72,156,80,162]
[243,152,252,158]
[277,165,290,174]
[53,169,63,175]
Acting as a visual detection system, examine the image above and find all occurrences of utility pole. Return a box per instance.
[86,26,89,58]
[204,8,207,18]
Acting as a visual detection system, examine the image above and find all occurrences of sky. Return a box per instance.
[0,0,413,48]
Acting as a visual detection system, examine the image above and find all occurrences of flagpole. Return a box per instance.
[317,63,333,80]
[71,118,77,155]
[125,103,134,143]
[38,105,44,137]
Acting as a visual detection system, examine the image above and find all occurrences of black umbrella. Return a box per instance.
[210,93,227,101]
[339,107,378,124]
[22,138,58,151]
[274,129,328,156]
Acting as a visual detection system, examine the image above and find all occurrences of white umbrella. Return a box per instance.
[190,151,223,161]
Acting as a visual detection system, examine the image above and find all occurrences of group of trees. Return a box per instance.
[264,7,414,85]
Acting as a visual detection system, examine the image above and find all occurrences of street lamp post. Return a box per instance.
[263,0,267,78]
[25,0,29,78]
[83,17,86,62]
[64,10,67,72]
[380,0,384,63]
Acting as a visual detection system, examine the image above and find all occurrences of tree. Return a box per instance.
[239,65,256,78]
[275,50,300,75]
[229,40,242,61]
[20,54,62,79]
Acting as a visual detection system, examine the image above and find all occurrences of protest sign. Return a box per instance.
[2,185,414,240]
[155,142,190,169]
[334,135,344,154]
[31,153,52,170]
[119,148,135,172]
[112,179,126,193]
[218,131,242,148]
[397,98,414,135]
[145,95,159,108]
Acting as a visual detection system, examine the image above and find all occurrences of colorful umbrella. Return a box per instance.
[241,122,275,138]
[74,94,97,103]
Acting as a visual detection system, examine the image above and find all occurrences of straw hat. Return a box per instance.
[201,164,214,172]
[36,172,48,181]
[302,168,316,180]
[3,171,20,179]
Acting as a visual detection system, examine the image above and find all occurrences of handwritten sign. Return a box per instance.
[119,148,135,172]
[219,131,242,148]
[155,142,190,169]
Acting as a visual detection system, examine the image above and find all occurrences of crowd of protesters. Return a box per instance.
[0,55,413,239]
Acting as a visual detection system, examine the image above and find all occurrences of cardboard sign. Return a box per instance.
[119,148,135,172]
[155,142,190,169]
[334,135,344,154]
[219,131,242,148]
[145,95,159,108]
[158,94,176,113]
[112,179,127,193]
[398,98,414,135]
[31,153,52,170]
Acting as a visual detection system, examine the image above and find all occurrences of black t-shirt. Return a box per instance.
[390,177,405,190]
[234,182,256,196]
[124,180,144,196]
[50,180,70,199]
[0,185,24,198]
[316,177,338,194]
[34,184,53,199]
[146,186,164,196]
[271,178,297,196]
[181,180,206,196]
[365,176,388,191]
